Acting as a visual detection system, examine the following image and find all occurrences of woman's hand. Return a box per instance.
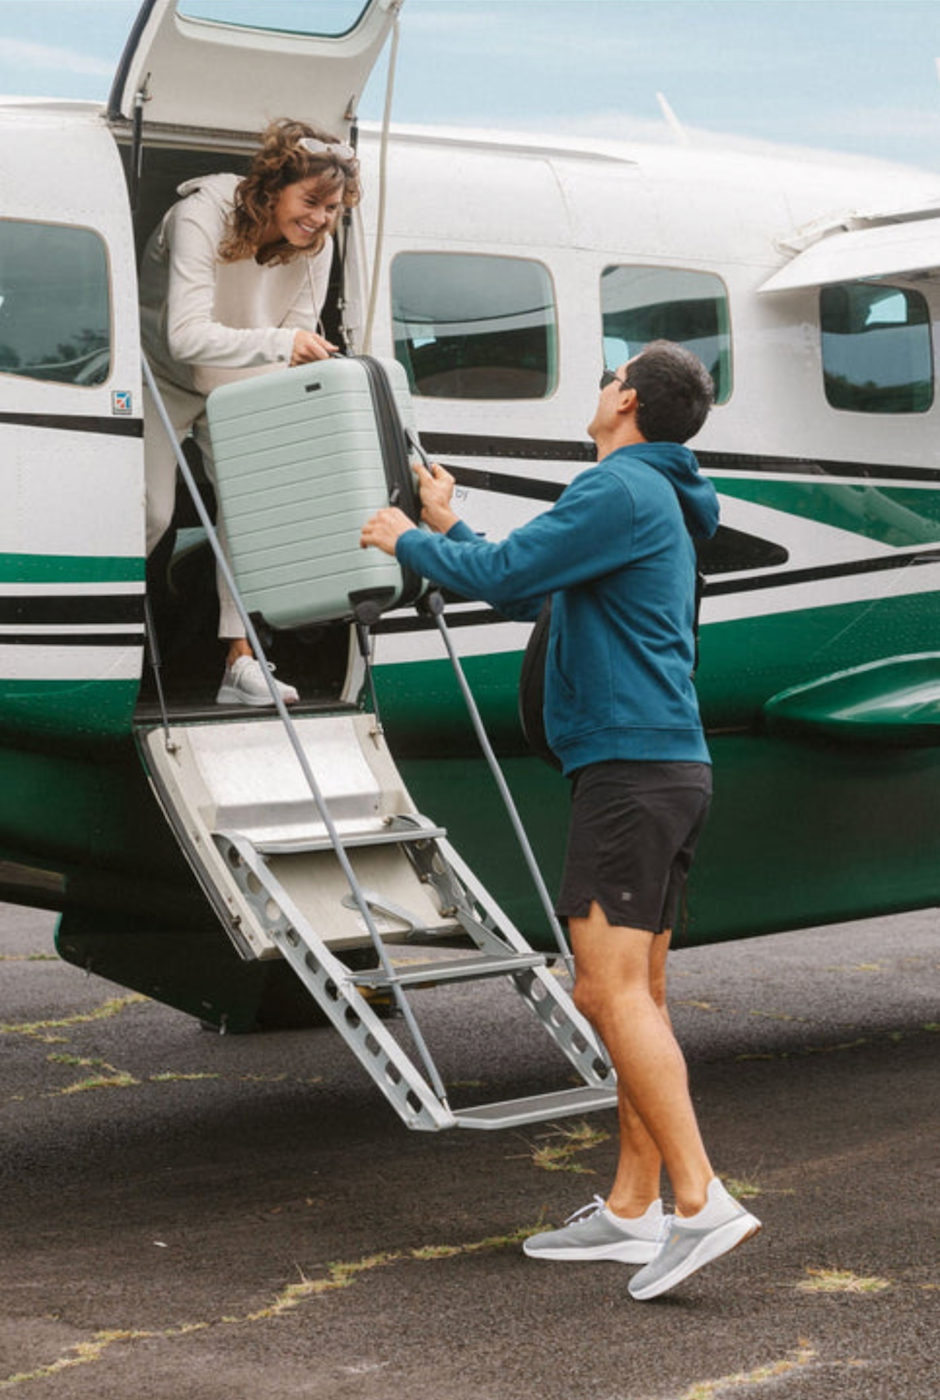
[290,329,338,364]
[415,461,458,534]
[360,506,415,556]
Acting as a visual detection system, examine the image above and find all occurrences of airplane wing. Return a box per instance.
[763,655,940,747]
[760,204,940,293]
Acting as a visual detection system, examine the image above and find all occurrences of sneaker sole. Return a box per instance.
[524,1239,659,1264]
[628,1215,761,1301]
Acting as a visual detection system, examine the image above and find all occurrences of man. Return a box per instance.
[360,340,760,1300]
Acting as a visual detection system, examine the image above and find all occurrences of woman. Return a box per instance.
[139,118,361,706]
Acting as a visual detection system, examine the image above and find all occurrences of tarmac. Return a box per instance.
[1,900,938,1400]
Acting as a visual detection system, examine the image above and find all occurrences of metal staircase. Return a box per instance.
[140,709,616,1131]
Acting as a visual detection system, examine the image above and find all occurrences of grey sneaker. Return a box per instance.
[628,1178,760,1300]
[216,655,299,707]
[524,1196,663,1264]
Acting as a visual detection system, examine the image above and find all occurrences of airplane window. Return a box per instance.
[391,252,558,400]
[177,1,369,35]
[820,282,933,414]
[600,266,732,403]
[0,221,110,387]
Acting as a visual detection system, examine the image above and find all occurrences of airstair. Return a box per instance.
[139,702,616,1131]
[139,356,617,1132]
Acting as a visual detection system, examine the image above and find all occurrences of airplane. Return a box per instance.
[1,0,939,1128]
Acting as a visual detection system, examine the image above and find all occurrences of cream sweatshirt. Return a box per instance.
[139,172,332,394]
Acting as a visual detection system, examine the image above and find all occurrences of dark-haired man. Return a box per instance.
[361,340,760,1300]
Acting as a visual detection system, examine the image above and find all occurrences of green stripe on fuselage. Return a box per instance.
[712,479,940,547]
[0,554,144,583]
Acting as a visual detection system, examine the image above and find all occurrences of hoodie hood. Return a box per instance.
[145,174,240,261]
[610,441,719,541]
[176,172,241,205]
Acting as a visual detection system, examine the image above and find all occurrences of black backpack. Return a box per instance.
[517,600,561,770]
[517,572,705,770]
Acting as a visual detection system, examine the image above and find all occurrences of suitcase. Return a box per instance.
[205,355,425,628]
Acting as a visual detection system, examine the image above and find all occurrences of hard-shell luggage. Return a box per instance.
[205,355,424,629]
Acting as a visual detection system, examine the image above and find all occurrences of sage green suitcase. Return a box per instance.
[205,355,424,628]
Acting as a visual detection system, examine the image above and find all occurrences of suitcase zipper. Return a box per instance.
[358,355,424,608]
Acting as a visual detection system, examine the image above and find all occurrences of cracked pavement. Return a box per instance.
[1,902,938,1399]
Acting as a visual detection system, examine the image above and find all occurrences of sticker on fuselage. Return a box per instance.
[111,390,133,416]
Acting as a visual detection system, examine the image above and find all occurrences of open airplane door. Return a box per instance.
[107,0,400,346]
[108,0,401,139]
[104,0,405,728]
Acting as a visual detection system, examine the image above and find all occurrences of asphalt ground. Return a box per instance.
[1,901,938,1400]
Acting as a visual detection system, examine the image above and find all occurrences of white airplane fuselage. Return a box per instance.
[1,26,939,1027]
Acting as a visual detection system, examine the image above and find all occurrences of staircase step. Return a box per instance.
[352,951,545,989]
[453,1084,619,1130]
[250,822,449,856]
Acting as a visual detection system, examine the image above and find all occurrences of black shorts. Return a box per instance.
[555,760,712,934]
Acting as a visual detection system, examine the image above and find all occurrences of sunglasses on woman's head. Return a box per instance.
[298,137,356,162]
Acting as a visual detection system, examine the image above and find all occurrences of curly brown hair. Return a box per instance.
[219,118,362,266]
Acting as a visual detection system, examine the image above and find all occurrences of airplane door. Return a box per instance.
[108,0,401,138]
[0,108,145,741]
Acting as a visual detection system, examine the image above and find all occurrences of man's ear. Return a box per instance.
[618,386,640,416]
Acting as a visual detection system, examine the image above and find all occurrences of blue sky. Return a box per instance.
[1,0,940,171]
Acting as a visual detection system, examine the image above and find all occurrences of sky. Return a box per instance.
[1,0,940,172]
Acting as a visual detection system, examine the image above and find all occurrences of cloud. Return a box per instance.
[0,37,113,79]
[401,0,633,67]
[818,105,940,141]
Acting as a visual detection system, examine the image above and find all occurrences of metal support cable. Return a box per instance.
[140,355,450,1109]
[362,14,400,353]
[425,594,575,979]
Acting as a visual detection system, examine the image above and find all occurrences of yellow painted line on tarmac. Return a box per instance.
[0,1226,538,1390]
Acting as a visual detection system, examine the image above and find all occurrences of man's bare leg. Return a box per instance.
[605,928,673,1217]
[569,901,714,1218]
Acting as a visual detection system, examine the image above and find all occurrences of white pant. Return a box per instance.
[143,376,243,640]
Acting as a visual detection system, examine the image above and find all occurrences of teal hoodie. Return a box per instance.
[395,442,720,775]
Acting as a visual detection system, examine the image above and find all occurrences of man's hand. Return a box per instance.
[360,506,415,556]
[415,461,458,534]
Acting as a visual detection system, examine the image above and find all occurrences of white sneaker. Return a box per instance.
[216,655,299,707]
[627,1178,761,1301]
[523,1197,664,1264]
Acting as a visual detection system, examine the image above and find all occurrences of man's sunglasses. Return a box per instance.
[599,369,630,391]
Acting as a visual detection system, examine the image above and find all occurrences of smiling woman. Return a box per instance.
[138,117,361,707]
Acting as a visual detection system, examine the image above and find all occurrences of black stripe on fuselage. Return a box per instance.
[0,633,143,647]
[0,595,144,625]
[423,433,596,469]
[705,549,940,597]
[374,605,507,635]
[422,434,940,488]
[0,411,144,438]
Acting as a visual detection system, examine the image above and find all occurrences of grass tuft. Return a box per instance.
[526,1119,610,1174]
[797,1267,890,1294]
